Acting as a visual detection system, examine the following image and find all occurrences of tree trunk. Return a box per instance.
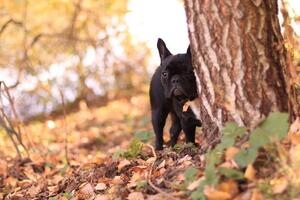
[184,0,298,144]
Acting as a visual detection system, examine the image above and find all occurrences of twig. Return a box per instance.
[59,89,70,165]
[146,144,179,200]
[0,18,23,36]
[0,81,29,157]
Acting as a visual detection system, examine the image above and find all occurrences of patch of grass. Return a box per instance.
[113,138,143,159]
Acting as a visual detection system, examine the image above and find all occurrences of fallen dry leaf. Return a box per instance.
[217,180,239,198]
[288,117,300,145]
[127,192,144,200]
[245,164,256,181]
[95,183,107,191]
[183,101,192,112]
[77,183,95,199]
[94,194,111,200]
[118,159,131,171]
[27,185,41,197]
[271,177,288,194]
[251,189,262,200]
[204,186,231,200]
[111,176,123,185]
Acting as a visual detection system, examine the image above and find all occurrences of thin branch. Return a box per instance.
[59,89,70,165]
[146,144,179,200]
[0,81,29,157]
[0,18,23,36]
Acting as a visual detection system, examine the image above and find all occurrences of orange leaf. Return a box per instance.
[251,189,262,200]
[204,186,231,200]
[217,180,239,197]
[245,164,256,181]
[225,147,240,161]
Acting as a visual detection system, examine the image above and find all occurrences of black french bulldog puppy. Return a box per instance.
[150,38,201,150]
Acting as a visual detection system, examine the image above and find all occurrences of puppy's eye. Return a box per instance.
[162,72,168,77]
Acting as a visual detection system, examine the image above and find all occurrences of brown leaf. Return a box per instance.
[77,183,95,199]
[95,183,107,191]
[111,176,123,185]
[127,192,144,200]
[251,189,262,200]
[95,194,111,200]
[27,185,41,197]
[118,159,131,171]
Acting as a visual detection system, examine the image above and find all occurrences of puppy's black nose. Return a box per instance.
[171,76,180,85]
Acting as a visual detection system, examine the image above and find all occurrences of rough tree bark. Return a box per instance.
[184,0,299,144]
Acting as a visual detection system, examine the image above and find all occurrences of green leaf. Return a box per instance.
[191,189,206,200]
[134,131,153,142]
[249,127,270,148]
[204,164,219,185]
[259,112,289,140]
[191,181,206,200]
[249,112,288,148]
[205,149,221,165]
[112,149,125,159]
[234,148,258,167]
[216,122,247,151]
[222,122,247,138]
[184,167,198,184]
[219,167,244,180]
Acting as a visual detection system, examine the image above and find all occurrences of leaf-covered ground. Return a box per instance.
[1,91,300,200]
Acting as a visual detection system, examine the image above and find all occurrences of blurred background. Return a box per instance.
[0,0,190,121]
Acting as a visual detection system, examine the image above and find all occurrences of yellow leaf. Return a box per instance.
[245,164,256,181]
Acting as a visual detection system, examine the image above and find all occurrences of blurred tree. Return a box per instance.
[0,0,149,118]
[184,0,299,144]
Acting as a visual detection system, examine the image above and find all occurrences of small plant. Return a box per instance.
[190,112,289,200]
[113,138,143,159]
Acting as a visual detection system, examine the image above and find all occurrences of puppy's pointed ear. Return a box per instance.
[157,38,171,61]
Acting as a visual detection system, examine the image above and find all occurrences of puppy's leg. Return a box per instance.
[181,122,196,144]
[151,108,168,150]
[169,113,182,147]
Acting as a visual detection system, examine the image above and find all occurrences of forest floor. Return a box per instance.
[1,89,300,200]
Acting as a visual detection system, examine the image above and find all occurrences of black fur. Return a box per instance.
[150,38,201,150]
